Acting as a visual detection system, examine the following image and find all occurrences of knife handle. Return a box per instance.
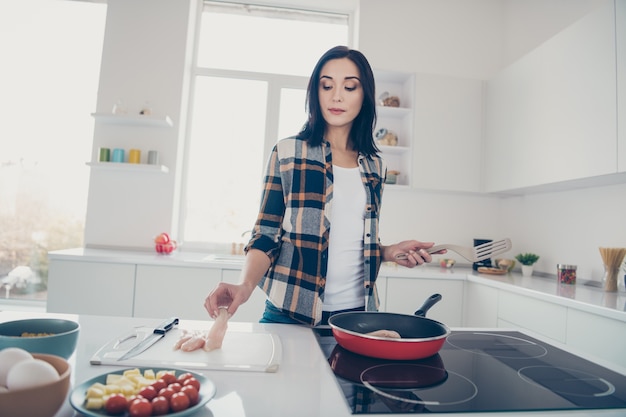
[154,317,179,334]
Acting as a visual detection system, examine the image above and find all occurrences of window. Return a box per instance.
[0,0,106,304]
[182,2,349,249]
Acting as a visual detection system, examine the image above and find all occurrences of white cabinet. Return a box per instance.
[497,291,567,344]
[412,74,484,192]
[384,277,464,327]
[221,269,267,323]
[618,0,626,173]
[484,1,618,192]
[375,276,388,312]
[566,308,626,368]
[46,260,136,316]
[463,280,498,327]
[374,70,414,187]
[134,265,221,320]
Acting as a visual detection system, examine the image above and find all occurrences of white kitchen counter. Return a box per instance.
[48,248,626,323]
[48,247,246,269]
[385,262,626,323]
[0,311,624,417]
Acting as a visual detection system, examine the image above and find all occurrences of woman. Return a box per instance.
[205,46,441,327]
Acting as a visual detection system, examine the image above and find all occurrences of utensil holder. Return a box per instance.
[603,265,619,292]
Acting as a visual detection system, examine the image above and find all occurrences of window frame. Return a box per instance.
[178,1,353,251]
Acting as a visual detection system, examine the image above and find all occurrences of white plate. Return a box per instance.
[69,367,216,417]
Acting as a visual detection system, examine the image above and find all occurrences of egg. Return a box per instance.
[0,347,33,387]
[6,358,59,390]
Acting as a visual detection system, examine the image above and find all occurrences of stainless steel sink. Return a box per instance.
[203,254,245,263]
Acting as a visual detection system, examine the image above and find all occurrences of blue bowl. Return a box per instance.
[0,318,79,359]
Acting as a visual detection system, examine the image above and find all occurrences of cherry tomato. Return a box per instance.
[126,395,143,409]
[160,373,177,385]
[183,377,201,392]
[158,386,176,401]
[170,391,191,412]
[138,385,158,401]
[104,393,127,415]
[151,396,169,416]
[168,382,182,393]
[151,379,167,393]
[154,232,170,244]
[176,372,194,384]
[181,384,200,405]
[162,242,175,253]
[128,398,152,417]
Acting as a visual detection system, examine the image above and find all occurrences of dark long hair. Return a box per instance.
[297,46,379,156]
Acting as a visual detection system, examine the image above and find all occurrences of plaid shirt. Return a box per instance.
[246,136,386,326]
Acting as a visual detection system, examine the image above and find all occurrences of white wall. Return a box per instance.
[359,0,624,281]
[84,0,197,249]
[84,0,625,283]
[501,183,626,281]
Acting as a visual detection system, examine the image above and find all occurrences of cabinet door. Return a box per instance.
[375,276,388,312]
[566,309,626,368]
[134,265,221,320]
[618,0,626,173]
[463,281,498,327]
[47,260,135,316]
[412,74,483,192]
[498,291,567,343]
[485,2,617,192]
[385,277,464,327]
[221,269,267,322]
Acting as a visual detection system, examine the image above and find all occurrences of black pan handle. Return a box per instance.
[414,294,442,317]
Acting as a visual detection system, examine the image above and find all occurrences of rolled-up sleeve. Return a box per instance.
[246,144,285,263]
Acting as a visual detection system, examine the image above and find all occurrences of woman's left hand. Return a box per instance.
[383,240,445,268]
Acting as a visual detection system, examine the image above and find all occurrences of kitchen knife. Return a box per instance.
[118,317,179,361]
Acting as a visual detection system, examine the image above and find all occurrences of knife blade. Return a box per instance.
[118,317,179,361]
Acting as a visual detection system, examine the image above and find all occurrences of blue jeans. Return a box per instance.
[259,300,364,326]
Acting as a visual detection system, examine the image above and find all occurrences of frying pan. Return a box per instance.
[327,294,450,360]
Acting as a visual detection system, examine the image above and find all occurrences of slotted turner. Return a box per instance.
[395,238,512,262]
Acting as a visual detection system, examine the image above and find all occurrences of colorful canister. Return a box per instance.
[98,147,111,162]
[112,148,125,163]
[129,149,141,164]
[147,150,159,165]
[557,264,577,284]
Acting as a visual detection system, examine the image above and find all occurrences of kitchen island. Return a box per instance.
[1,310,625,417]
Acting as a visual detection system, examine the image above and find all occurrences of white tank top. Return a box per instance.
[323,165,366,312]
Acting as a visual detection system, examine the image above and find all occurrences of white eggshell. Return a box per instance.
[6,358,59,390]
[0,347,33,387]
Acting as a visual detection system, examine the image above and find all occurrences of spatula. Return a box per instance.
[395,238,512,263]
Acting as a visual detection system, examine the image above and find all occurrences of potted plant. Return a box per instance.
[515,253,540,276]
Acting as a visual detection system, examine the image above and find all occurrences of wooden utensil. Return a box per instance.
[395,238,512,263]
[599,247,626,292]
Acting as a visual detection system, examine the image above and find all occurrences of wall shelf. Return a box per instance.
[91,113,173,127]
[86,162,169,173]
[378,145,410,155]
[374,69,415,187]
[377,106,412,118]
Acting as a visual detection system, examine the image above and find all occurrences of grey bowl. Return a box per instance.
[0,318,80,359]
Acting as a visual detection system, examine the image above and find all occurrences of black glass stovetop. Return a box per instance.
[314,329,626,414]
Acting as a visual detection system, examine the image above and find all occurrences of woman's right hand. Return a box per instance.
[204,281,254,319]
[204,248,271,319]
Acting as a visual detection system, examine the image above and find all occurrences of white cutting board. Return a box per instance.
[90,326,281,373]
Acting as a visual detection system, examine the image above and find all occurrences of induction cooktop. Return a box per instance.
[314,329,626,414]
